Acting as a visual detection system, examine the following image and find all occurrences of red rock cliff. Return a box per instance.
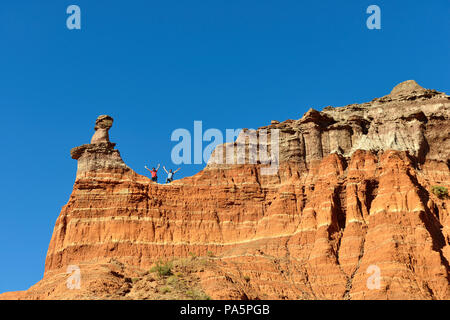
[2,80,449,300]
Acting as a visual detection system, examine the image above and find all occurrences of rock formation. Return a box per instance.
[1,80,449,300]
[90,115,114,144]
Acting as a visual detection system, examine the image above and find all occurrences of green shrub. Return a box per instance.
[244,275,250,282]
[160,286,171,294]
[150,260,173,278]
[431,186,448,199]
[206,251,215,257]
[166,275,178,286]
[186,288,210,300]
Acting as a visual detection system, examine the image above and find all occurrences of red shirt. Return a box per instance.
[150,170,158,178]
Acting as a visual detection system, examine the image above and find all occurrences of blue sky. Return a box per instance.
[0,0,448,293]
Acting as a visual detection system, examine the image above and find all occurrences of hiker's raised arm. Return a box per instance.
[163,166,168,174]
[174,168,181,173]
[156,164,160,171]
[144,166,152,172]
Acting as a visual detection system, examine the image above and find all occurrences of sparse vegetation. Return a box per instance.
[160,286,171,294]
[174,256,209,274]
[166,275,178,286]
[244,275,250,282]
[110,256,214,299]
[150,260,173,278]
[431,185,448,199]
[186,288,211,300]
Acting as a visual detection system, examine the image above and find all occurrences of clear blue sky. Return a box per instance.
[0,0,448,293]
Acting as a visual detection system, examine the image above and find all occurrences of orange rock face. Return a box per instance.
[1,81,449,300]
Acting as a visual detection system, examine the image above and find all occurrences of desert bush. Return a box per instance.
[431,186,448,199]
[166,275,178,286]
[150,260,173,278]
[160,286,171,294]
[186,288,210,300]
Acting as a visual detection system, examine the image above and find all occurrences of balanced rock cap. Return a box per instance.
[91,115,114,144]
[95,115,114,130]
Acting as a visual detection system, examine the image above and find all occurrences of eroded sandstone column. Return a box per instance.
[70,115,128,177]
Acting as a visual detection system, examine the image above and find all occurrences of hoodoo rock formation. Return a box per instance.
[1,80,449,300]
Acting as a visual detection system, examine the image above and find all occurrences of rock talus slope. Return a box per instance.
[1,80,449,300]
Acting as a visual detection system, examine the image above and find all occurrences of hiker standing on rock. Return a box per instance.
[145,164,160,182]
[163,166,181,184]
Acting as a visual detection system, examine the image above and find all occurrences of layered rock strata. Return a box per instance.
[2,81,449,300]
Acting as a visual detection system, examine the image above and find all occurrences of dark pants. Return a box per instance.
[152,177,157,182]
[166,178,173,184]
